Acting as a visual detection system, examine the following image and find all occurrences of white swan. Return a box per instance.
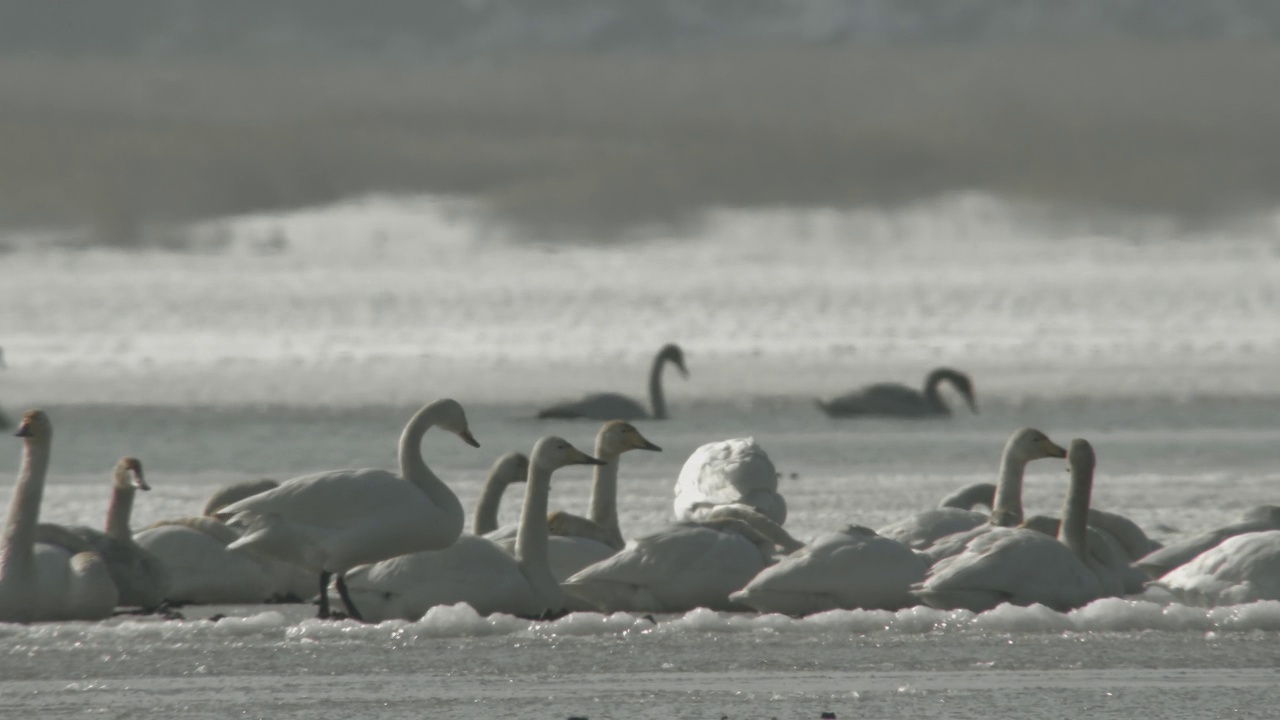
[1136,507,1280,579]
[878,428,1067,552]
[222,398,477,619]
[817,366,978,419]
[42,457,169,609]
[914,439,1124,613]
[562,505,802,614]
[537,342,689,420]
[135,478,314,605]
[730,525,928,615]
[202,478,281,520]
[673,437,787,525]
[1152,530,1280,606]
[341,436,604,621]
[484,421,663,586]
[472,452,529,536]
[0,410,119,622]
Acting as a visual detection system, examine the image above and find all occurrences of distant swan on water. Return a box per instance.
[0,410,119,622]
[39,457,169,610]
[341,436,604,621]
[537,343,689,420]
[817,367,977,419]
[220,398,479,620]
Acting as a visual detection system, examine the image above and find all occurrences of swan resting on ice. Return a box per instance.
[340,436,605,621]
[1,410,119,622]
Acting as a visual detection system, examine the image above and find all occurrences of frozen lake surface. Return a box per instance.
[2,194,1279,718]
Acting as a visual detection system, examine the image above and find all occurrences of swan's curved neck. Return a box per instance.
[472,475,510,536]
[923,371,952,413]
[648,353,671,420]
[105,485,136,541]
[989,451,1028,527]
[514,462,563,608]
[586,442,625,550]
[398,405,464,527]
[1,435,51,583]
[1058,462,1093,559]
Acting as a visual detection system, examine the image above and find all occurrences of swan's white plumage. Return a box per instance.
[54,457,168,608]
[913,438,1114,613]
[562,521,773,613]
[222,399,474,580]
[878,428,1067,553]
[673,437,786,525]
[1136,511,1280,579]
[342,436,604,621]
[1,410,119,622]
[487,422,662,592]
[1153,530,1280,606]
[730,525,927,615]
[134,517,313,604]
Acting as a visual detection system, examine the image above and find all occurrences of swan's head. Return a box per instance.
[429,398,481,448]
[113,456,149,491]
[531,436,605,472]
[490,451,530,486]
[1067,438,1096,476]
[14,409,51,440]
[597,420,663,456]
[1006,427,1068,462]
[660,343,690,379]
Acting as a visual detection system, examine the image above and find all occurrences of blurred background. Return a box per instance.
[1,1,1279,416]
[3,0,1280,246]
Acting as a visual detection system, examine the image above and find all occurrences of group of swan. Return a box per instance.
[1,410,120,621]
[536,342,978,421]
[6,391,1275,625]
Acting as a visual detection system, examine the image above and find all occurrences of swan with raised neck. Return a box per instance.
[817,366,977,418]
[536,343,689,420]
[222,398,478,620]
[877,428,1065,552]
[513,436,606,614]
[1,410,118,622]
[472,452,528,536]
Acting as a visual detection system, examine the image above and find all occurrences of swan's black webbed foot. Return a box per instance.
[521,607,570,622]
[333,574,365,623]
[207,613,227,623]
[641,614,658,624]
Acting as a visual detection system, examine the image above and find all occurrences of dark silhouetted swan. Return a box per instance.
[818,367,977,419]
[538,343,688,420]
